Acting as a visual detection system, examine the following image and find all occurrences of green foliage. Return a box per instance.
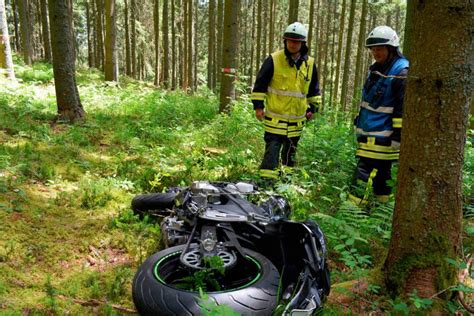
[1,61,473,314]
[200,289,241,316]
[175,256,226,292]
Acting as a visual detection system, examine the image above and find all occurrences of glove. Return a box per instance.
[255,108,265,121]
[391,140,400,149]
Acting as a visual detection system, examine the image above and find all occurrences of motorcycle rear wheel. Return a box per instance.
[132,244,280,316]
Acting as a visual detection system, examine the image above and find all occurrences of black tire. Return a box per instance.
[131,193,176,215]
[132,245,280,316]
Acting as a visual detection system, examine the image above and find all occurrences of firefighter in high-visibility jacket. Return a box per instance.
[251,22,321,181]
[349,26,409,205]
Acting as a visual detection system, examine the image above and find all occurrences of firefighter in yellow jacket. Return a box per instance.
[251,22,322,181]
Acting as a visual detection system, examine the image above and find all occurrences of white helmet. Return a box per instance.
[365,26,400,47]
[283,22,308,42]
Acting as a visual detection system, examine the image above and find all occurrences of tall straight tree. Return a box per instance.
[130,0,137,78]
[255,0,261,74]
[307,0,315,50]
[124,0,131,75]
[48,0,85,122]
[268,0,275,54]
[171,0,176,89]
[215,0,223,89]
[18,0,33,64]
[219,0,240,113]
[162,0,170,88]
[352,0,368,111]
[186,0,192,91]
[333,0,347,109]
[86,0,94,67]
[384,0,473,299]
[207,0,215,90]
[11,0,20,51]
[104,0,117,81]
[95,0,104,70]
[340,0,356,112]
[288,0,298,23]
[0,0,15,78]
[153,0,159,85]
[39,0,51,62]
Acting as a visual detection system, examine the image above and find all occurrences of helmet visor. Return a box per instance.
[283,32,306,42]
[366,37,390,47]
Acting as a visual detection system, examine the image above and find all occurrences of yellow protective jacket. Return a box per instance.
[251,49,321,138]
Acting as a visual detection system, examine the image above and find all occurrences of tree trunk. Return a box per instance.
[95,0,104,70]
[268,0,275,54]
[193,0,197,91]
[0,0,15,78]
[384,0,473,299]
[215,0,223,90]
[85,0,94,67]
[124,0,130,75]
[12,0,20,51]
[340,0,356,112]
[207,0,214,90]
[162,0,170,88]
[328,0,338,108]
[307,0,315,51]
[219,0,239,113]
[255,0,261,74]
[333,0,347,111]
[288,0,298,24]
[18,0,32,64]
[186,0,192,91]
[352,0,368,112]
[247,0,255,89]
[171,0,176,89]
[48,0,85,122]
[104,0,117,81]
[321,0,332,109]
[130,0,136,78]
[39,0,51,62]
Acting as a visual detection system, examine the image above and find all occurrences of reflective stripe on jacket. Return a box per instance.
[356,57,409,160]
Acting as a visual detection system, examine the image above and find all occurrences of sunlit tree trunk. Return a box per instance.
[0,0,15,78]
[219,0,239,113]
[328,0,338,108]
[255,0,261,73]
[48,0,85,122]
[104,0,117,81]
[153,0,160,86]
[384,0,473,299]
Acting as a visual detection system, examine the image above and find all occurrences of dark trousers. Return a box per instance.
[260,132,300,171]
[351,156,393,197]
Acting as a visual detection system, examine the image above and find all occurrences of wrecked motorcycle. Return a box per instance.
[131,181,330,315]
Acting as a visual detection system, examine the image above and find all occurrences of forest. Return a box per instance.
[0,0,473,315]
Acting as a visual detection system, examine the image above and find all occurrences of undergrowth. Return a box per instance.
[0,61,472,315]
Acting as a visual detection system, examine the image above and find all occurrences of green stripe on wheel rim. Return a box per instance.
[153,251,263,293]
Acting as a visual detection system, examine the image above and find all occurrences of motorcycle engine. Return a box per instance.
[160,216,188,248]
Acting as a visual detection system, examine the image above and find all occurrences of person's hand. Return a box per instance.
[306,111,313,120]
[391,140,400,148]
[255,108,265,121]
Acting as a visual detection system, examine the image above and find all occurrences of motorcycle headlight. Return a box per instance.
[202,238,217,252]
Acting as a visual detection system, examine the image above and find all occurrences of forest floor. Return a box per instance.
[0,62,473,315]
